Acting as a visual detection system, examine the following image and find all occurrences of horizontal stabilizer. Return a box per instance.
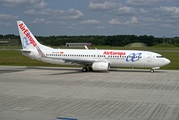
[20,49,31,53]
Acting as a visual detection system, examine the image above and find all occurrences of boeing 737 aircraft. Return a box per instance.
[17,21,170,72]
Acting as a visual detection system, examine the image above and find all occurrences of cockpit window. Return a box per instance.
[156,56,164,58]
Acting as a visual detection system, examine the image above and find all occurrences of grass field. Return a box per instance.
[157,52,179,70]
[1,44,179,50]
[0,50,57,67]
[0,45,179,70]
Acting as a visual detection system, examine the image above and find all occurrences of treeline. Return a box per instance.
[1,34,179,47]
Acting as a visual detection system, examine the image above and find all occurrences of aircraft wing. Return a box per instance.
[49,57,95,65]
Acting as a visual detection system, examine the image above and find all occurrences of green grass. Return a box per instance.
[0,50,56,66]
[1,44,179,50]
[152,44,178,48]
[0,46,21,49]
[65,45,179,50]
[158,52,179,70]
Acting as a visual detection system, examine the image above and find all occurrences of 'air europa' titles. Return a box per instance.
[19,23,37,47]
[103,51,126,56]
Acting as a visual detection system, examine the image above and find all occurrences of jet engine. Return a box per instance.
[92,62,110,71]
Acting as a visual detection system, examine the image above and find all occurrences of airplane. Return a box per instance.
[17,21,170,73]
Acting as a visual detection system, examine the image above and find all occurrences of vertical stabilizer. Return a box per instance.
[17,21,40,50]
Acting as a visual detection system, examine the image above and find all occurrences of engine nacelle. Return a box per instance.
[92,62,110,71]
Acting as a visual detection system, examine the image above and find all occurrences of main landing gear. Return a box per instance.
[82,66,93,72]
[82,67,88,72]
[150,69,154,73]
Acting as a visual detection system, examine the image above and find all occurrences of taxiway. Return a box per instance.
[0,66,179,120]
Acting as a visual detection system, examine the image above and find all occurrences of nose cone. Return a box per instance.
[164,58,170,65]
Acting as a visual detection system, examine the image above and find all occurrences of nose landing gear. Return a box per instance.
[150,67,160,73]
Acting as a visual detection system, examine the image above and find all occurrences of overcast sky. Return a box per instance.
[0,0,179,37]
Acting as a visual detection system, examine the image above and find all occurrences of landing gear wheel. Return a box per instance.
[88,67,93,71]
[82,67,88,72]
[150,69,154,73]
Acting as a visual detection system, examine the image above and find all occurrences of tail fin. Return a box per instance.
[17,21,40,50]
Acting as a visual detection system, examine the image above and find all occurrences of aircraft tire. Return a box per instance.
[82,67,88,72]
[89,67,93,71]
[150,69,154,73]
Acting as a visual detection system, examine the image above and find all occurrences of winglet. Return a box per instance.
[84,45,88,50]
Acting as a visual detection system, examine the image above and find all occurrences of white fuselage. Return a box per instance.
[22,49,170,68]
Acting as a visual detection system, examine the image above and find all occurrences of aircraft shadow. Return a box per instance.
[47,69,109,75]
[48,70,84,75]
[25,66,83,75]
[24,66,167,75]
[0,69,24,74]
[110,69,167,73]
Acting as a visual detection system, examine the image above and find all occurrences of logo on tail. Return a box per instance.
[18,23,37,48]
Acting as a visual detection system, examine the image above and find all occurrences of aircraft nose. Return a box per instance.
[164,58,170,65]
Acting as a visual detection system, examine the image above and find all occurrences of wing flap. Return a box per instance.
[48,57,95,65]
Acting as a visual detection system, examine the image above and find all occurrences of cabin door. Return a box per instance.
[147,54,152,62]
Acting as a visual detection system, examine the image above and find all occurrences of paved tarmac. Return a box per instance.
[0,66,179,120]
